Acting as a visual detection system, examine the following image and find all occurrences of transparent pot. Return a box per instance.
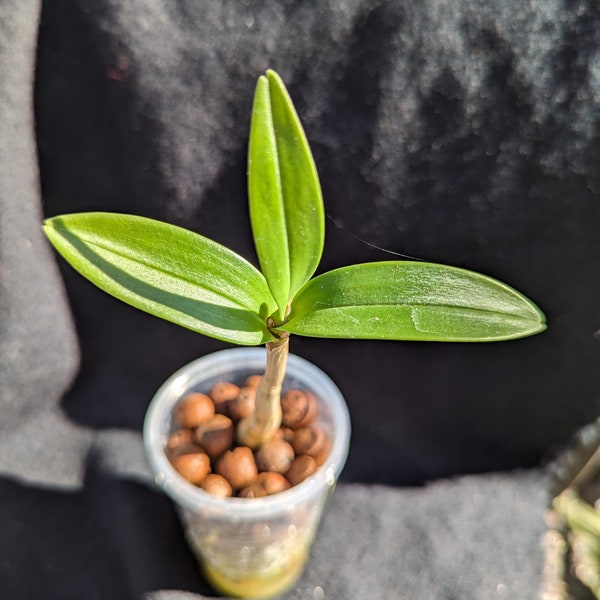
[144,347,351,598]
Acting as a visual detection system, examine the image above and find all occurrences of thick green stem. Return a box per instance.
[237,334,289,448]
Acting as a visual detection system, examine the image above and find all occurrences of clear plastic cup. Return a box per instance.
[144,347,351,599]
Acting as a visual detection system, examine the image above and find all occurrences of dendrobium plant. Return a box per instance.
[43,70,546,448]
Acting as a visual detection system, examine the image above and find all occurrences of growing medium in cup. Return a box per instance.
[166,375,331,498]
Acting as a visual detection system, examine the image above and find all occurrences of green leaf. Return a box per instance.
[43,213,277,345]
[281,261,546,342]
[248,70,324,323]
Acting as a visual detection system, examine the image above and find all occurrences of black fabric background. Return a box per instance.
[2,1,599,598]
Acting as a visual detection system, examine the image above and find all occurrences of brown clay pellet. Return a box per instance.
[238,482,267,498]
[175,392,215,428]
[228,386,256,422]
[285,455,317,486]
[280,389,308,428]
[292,426,327,458]
[314,436,332,466]
[168,441,205,458]
[200,474,233,498]
[281,389,318,429]
[280,427,295,444]
[166,429,193,453]
[255,438,295,474]
[216,446,258,490]
[257,471,291,495]
[239,472,291,497]
[170,451,211,485]
[209,381,240,414]
[244,374,262,388]
[301,392,319,426]
[193,414,234,458]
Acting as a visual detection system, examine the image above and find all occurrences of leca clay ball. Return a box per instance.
[244,374,262,388]
[228,386,256,422]
[281,389,318,429]
[292,426,327,458]
[255,438,295,474]
[170,451,211,486]
[257,471,291,495]
[209,381,240,414]
[216,446,258,490]
[193,414,234,458]
[286,455,317,487]
[200,473,233,498]
[175,392,215,428]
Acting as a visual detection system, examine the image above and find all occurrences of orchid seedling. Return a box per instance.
[43,70,546,448]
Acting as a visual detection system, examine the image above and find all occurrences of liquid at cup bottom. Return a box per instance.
[201,545,308,599]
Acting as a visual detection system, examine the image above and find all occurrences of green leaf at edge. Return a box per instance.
[280,261,546,342]
[43,213,277,346]
[248,70,325,323]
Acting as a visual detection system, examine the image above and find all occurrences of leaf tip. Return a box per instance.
[265,70,290,98]
[524,298,547,333]
[257,73,268,86]
[265,68,281,82]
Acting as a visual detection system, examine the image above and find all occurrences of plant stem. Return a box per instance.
[554,490,600,598]
[554,491,600,539]
[237,333,289,448]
